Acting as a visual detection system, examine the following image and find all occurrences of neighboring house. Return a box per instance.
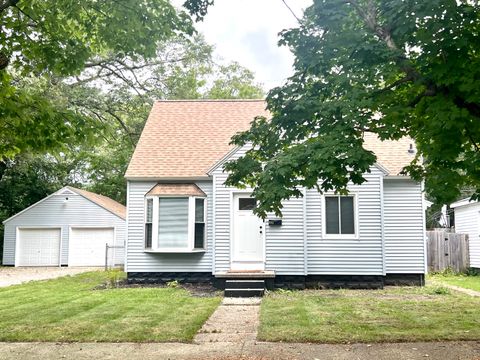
[451,199,480,269]
[2,186,126,267]
[125,100,426,290]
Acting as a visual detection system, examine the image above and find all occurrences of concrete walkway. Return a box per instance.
[0,267,100,287]
[194,297,261,344]
[0,341,478,360]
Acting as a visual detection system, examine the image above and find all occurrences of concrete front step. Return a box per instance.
[224,288,265,297]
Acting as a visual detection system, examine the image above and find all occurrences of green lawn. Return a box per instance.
[0,271,221,342]
[259,286,480,343]
[429,273,480,292]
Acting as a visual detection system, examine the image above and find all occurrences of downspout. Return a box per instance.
[124,181,130,273]
[421,180,428,276]
[211,175,216,275]
[379,175,386,276]
[303,187,308,276]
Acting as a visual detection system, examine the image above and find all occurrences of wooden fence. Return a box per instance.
[426,230,470,272]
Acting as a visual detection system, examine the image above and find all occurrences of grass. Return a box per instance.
[429,272,480,292]
[259,285,480,343]
[0,271,221,342]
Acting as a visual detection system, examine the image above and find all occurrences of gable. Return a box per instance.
[3,187,126,224]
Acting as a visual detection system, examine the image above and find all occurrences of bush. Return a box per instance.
[465,268,480,276]
[166,280,179,288]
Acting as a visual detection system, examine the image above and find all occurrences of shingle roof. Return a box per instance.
[67,186,126,219]
[125,100,268,179]
[363,132,416,176]
[126,100,415,179]
[146,183,206,197]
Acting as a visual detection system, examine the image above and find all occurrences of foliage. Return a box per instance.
[466,267,480,277]
[166,280,180,288]
[0,35,264,205]
[207,62,264,99]
[0,271,221,342]
[183,0,214,21]
[224,0,480,218]
[0,0,193,160]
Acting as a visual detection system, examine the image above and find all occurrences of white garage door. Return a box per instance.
[68,227,114,266]
[17,228,61,266]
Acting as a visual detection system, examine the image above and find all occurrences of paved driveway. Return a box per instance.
[0,267,99,287]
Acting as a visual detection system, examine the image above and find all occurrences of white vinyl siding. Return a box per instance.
[383,179,425,273]
[213,145,304,275]
[125,144,425,276]
[125,181,213,272]
[213,147,386,276]
[2,193,125,266]
[454,203,480,268]
[306,168,384,275]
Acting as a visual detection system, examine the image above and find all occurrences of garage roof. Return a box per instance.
[3,187,126,224]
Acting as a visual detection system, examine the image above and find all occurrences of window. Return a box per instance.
[145,198,153,248]
[324,195,356,237]
[194,198,205,249]
[238,197,256,210]
[158,197,189,248]
[144,196,206,252]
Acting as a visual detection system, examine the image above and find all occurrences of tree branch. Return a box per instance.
[281,0,301,23]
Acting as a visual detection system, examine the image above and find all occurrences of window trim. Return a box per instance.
[144,198,153,249]
[144,195,207,252]
[321,193,359,240]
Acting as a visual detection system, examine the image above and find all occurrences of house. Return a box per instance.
[125,100,426,291]
[451,198,480,269]
[2,186,126,267]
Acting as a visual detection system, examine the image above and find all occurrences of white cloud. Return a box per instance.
[192,0,313,90]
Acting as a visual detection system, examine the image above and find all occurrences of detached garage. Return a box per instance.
[2,186,126,267]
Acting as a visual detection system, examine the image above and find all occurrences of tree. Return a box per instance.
[207,62,264,99]
[224,0,480,218]
[0,36,264,205]
[0,0,193,161]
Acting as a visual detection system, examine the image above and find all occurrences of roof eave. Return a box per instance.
[126,176,212,182]
[450,197,478,208]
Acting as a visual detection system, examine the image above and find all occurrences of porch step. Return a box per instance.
[224,288,265,297]
[224,279,265,297]
[225,279,265,289]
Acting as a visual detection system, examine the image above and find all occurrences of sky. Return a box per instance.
[188,0,313,90]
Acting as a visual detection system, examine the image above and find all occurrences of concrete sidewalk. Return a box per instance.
[0,340,479,360]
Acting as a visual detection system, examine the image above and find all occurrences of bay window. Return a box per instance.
[144,196,206,252]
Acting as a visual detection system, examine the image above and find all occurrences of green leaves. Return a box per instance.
[226,0,480,215]
[0,0,194,161]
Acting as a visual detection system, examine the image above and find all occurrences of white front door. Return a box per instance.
[231,193,264,270]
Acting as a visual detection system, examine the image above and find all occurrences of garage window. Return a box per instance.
[145,196,206,252]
